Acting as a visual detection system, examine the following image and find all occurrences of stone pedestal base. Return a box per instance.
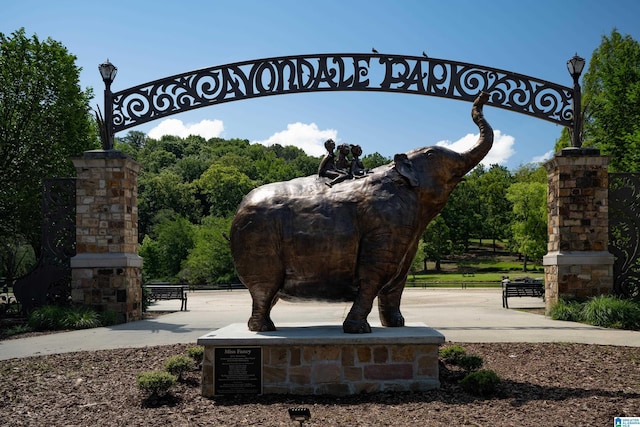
[198,323,445,396]
[543,251,614,311]
[71,253,143,322]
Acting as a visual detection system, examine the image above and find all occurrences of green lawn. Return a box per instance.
[406,272,503,288]
[406,263,545,288]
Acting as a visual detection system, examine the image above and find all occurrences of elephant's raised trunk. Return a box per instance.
[461,92,494,172]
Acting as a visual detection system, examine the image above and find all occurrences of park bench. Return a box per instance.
[146,284,188,311]
[501,277,544,309]
[457,266,476,277]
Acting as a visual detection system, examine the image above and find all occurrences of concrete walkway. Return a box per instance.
[1,288,639,361]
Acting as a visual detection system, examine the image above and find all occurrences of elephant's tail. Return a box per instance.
[222,232,230,242]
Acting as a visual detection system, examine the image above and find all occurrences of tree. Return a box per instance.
[464,165,489,243]
[476,165,514,251]
[409,241,427,278]
[137,170,202,239]
[422,215,452,272]
[506,182,547,271]
[139,216,195,280]
[0,28,97,267]
[138,149,177,174]
[573,29,640,171]
[254,150,299,183]
[182,216,235,285]
[0,238,36,285]
[138,235,162,280]
[174,155,209,183]
[115,130,147,158]
[440,178,481,253]
[554,127,571,152]
[362,152,391,169]
[194,164,255,217]
[512,163,547,184]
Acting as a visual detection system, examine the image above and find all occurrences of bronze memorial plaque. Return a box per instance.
[214,347,262,395]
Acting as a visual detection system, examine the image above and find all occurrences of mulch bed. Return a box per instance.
[1,341,638,426]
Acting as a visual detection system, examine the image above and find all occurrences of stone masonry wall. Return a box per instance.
[72,265,142,322]
[74,153,139,254]
[202,343,440,396]
[546,150,609,254]
[71,151,142,322]
[543,148,614,310]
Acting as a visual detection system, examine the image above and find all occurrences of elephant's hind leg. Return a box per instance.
[246,279,281,332]
[378,281,405,327]
[378,275,407,327]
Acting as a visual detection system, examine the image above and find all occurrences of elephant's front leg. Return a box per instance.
[378,278,406,327]
[343,283,377,333]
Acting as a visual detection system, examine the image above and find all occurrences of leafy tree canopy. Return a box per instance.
[0,28,96,273]
[506,182,547,270]
[583,29,640,171]
[557,29,640,172]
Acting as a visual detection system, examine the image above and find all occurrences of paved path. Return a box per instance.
[1,288,639,360]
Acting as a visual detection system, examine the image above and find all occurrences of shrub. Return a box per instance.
[550,296,640,330]
[28,305,71,330]
[460,369,501,396]
[439,345,467,364]
[187,346,204,362]
[141,285,152,312]
[3,324,32,337]
[550,299,583,322]
[457,354,484,372]
[98,310,121,326]
[64,308,101,329]
[581,295,640,330]
[165,355,195,380]
[137,371,176,397]
[5,305,117,338]
[28,305,111,331]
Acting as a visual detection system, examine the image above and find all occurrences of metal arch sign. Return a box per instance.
[111,53,574,134]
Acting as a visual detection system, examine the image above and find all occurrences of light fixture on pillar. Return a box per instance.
[98,59,118,150]
[566,54,585,148]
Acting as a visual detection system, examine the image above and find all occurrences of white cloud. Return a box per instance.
[253,122,337,157]
[531,150,554,164]
[147,118,224,140]
[436,129,515,167]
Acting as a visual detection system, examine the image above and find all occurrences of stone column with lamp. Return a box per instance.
[70,60,143,322]
[542,55,615,311]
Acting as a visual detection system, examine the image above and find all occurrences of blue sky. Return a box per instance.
[3,0,640,169]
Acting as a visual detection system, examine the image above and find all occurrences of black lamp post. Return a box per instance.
[566,54,585,148]
[98,59,118,150]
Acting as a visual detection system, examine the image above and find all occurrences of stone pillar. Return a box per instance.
[543,147,614,312]
[70,150,142,322]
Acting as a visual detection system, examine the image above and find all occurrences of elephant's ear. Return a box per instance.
[393,153,419,187]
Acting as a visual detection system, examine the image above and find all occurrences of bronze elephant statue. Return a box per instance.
[230,92,494,333]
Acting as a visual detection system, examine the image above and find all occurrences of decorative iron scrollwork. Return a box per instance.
[41,178,76,267]
[12,178,76,313]
[609,173,640,299]
[111,53,573,134]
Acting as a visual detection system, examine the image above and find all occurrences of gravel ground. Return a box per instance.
[1,341,639,426]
